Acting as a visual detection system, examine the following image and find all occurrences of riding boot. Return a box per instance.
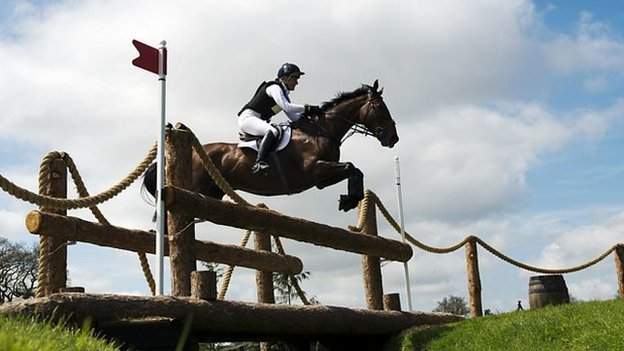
[252,132,277,174]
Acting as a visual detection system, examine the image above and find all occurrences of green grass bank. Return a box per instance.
[385,299,624,351]
[0,315,119,351]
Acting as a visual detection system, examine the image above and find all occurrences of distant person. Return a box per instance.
[237,63,322,174]
[517,300,524,311]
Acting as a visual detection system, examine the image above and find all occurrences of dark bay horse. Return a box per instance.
[143,80,398,211]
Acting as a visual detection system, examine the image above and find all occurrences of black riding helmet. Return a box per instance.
[277,63,305,78]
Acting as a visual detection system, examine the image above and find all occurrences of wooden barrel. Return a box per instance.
[529,275,570,309]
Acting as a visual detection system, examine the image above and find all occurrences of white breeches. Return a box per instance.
[238,110,279,137]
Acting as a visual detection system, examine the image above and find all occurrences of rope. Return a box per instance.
[358,190,622,274]
[62,153,156,295]
[33,146,158,297]
[189,135,250,206]
[0,143,157,209]
[217,229,252,300]
[35,152,61,297]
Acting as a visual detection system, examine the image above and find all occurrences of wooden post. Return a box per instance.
[255,230,275,304]
[361,201,383,310]
[383,293,401,311]
[40,158,68,295]
[465,238,483,317]
[615,244,624,299]
[166,128,196,296]
[191,271,217,301]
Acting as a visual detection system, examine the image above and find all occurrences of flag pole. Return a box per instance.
[394,156,413,310]
[155,40,167,295]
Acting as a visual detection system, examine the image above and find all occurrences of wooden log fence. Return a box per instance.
[164,186,413,262]
[26,123,624,336]
[25,210,302,274]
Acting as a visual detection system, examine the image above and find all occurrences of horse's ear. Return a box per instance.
[379,87,384,95]
[372,79,379,92]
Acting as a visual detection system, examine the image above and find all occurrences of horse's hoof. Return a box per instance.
[339,195,359,212]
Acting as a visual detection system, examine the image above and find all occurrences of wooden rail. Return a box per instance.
[164,185,413,262]
[0,293,462,338]
[25,210,302,274]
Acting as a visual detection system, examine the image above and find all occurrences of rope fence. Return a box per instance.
[354,189,624,317]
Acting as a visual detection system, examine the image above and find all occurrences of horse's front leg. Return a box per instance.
[313,160,364,211]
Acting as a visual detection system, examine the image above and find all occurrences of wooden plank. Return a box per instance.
[165,186,413,262]
[25,210,302,274]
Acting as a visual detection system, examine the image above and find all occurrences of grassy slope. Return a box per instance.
[385,299,624,351]
[0,315,119,351]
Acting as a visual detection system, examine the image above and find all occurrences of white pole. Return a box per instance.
[155,40,167,295]
[394,156,413,310]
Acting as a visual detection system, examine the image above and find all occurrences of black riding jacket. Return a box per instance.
[238,80,290,121]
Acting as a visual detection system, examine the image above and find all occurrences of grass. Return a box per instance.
[0,315,120,351]
[385,299,624,351]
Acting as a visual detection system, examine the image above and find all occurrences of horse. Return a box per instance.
[143,80,398,212]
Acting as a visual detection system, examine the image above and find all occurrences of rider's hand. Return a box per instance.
[304,104,323,116]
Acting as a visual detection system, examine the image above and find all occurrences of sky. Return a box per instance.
[0,0,622,314]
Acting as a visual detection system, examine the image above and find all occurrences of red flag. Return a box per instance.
[132,39,166,75]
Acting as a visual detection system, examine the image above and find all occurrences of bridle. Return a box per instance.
[297,91,393,146]
[339,94,393,144]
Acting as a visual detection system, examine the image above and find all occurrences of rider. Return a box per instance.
[238,63,322,174]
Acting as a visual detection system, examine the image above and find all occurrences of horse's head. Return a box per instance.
[358,80,399,148]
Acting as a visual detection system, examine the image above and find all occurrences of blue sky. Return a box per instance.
[0,0,622,313]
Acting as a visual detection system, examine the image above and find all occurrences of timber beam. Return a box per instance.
[0,293,463,339]
[25,210,302,274]
[164,186,413,262]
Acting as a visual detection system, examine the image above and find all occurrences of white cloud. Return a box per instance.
[544,11,624,75]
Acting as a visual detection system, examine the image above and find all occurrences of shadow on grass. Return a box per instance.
[385,324,456,351]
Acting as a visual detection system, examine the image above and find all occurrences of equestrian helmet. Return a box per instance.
[277,63,305,78]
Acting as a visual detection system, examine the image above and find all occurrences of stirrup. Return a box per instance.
[251,161,270,174]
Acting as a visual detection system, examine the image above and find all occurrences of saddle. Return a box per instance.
[237,124,291,152]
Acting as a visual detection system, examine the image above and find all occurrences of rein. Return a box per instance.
[295,92,385,146]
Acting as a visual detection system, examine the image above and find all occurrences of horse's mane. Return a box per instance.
[320,85,371,111]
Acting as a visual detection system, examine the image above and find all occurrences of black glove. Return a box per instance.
[304,104,323,116]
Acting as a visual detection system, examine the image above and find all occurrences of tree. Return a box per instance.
[0,237,38,303]
[433,295,470,316]
[271,237,319,305]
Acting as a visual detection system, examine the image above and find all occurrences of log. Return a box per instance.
[360,200,383,310]
[383,293,401,311]
[0,293,463,339]
[40,158,68,294]
[255,230,275,304]
[465,238,483,317]
[615,245,624,298]
[59,287,85,293]
[25,210,302,274]
[191,271,217,301]
[165,186,413,262]
[166,128,196,296]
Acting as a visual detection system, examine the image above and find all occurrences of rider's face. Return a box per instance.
[282,74,301,91]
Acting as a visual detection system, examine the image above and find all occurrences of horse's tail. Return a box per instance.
[141,162,158,202]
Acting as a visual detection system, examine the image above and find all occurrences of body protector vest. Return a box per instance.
[238,80,290,120]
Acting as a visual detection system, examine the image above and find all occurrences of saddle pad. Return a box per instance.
[237,125,291,152]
